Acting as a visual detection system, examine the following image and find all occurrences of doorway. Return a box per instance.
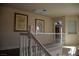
[54,21,62,43]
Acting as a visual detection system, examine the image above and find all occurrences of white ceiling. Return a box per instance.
[3,3,79,17]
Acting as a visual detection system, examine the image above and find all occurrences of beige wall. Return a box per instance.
[0,6,53,50]
[52,15,79,46]
[65,15,79,45]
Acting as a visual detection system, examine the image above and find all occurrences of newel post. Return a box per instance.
[28,25,32,56]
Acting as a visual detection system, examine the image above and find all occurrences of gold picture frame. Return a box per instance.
[14,13,28,32]
[35,19,45,33]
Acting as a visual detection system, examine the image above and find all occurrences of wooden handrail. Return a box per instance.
[30,33,51,56]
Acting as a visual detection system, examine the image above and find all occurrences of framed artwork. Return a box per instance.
[14,13,28,32]
[35,19,45,33]
[68,20,77,34]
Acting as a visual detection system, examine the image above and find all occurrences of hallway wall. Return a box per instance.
[0,5,53,50]
[53,15,79,45]
[65,15,79,45]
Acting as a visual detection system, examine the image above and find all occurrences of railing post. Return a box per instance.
[28,25,32,56]
[60,26,63,56]
[20,35,24,56]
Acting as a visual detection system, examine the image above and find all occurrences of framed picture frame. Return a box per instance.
[68,20,77,34]
[35,19,45,33]
[14,13,28,32]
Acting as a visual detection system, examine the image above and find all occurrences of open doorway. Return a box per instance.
[54,21,62,43]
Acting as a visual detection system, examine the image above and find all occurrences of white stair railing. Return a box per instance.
[20,32,51,56]
[19,25,65,56]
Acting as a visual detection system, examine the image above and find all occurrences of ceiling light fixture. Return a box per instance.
[33,9,48,15]
[42,9,47,12]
